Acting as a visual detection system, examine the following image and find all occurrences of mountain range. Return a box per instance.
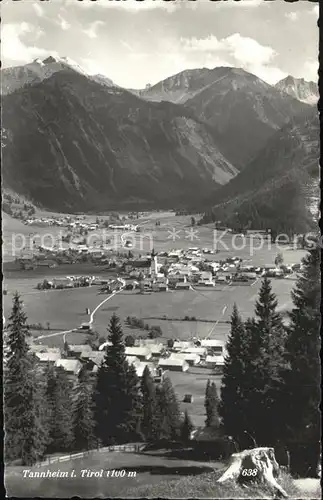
[1,57,319,229]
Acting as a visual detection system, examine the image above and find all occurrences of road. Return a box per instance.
[37,289,122,340]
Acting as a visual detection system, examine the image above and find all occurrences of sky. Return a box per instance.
[1,0,319,89]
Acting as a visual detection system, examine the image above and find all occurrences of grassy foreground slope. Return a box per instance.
[5,449,321,498]
[125,469,320,499]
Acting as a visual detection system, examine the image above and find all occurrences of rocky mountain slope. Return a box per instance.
[2,70,238,212]
[183,68,310,169]
[133,67,309,170]
[204,108,319,233]
[275,75,318,106]
[1,56,117,95]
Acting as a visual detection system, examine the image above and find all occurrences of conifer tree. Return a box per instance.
[4,293,49,464]
[155,376,181,441]
[281,248,321,475]
[140,366,157,441]
[94,314,142,445]
[205,380,220,428]
[45,365,74,453]
[250,277,287,445]
[220,305,253,442]
[73,370,96,451]
[180,410,194,444]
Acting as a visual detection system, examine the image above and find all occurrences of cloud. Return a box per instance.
[304,60,318,81]
[75,0,177,11]
[2,23,54,65]
[83,21,105,39]
[285,12,299,22]
[32,3,44,17]
[58,15,71,31]
[180,33,283,84]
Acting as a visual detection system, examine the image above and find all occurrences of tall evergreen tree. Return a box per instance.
[4,293,48,465]
[220,305,253,442]
[281,248,321,475]
[73,370,96,452]
[155,376,181,441]
[45,366,74,453]
[94,314,142,445]
[140,366,158,442]
[205,380,220,428]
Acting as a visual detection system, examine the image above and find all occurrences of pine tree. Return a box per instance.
[220,305,253,443]
[4,293,48,465]
[205,380,220,428]
[73,371,96,452]
[94,314,142,445]
[45,366,74,453]
[140,366,158,442]
[255,276,284,334]
[250,277,287,445]
[281,248,321,475]
[155,376,181,441]
[180,410,194,444]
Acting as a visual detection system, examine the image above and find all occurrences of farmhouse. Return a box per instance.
[135,362,157,378]
[125,347,152,361]
[169,352,201,366]
[158,358,189,372]
[173,340,194,351]
[201,339,226,355]
[206,355,226,369]
[55,359,82,376]
[182,346,207,357]
[67,344,93,358]
[175,282,191,290]
[35,352,61,363]
[88,352,105,366]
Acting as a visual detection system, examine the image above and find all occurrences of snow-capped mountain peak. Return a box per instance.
[275,75,318,106]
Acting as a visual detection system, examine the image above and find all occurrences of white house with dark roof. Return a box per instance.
[125,347,152,361]
[158,358,189,372]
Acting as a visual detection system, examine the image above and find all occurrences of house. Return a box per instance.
[182,346,207,357]
[158,358,189,372]
[135,362,157,378]
[67,344,93,358]
[125,347,152,361]
[169,352,200,366]
[35,352,61,363]
[175,282,191,290]
[173,341,194,352]
[197,280,215,287]
[88,351,105,366]
[206,355,226,368]
[55,359,83,376]
[201,339,226,355]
